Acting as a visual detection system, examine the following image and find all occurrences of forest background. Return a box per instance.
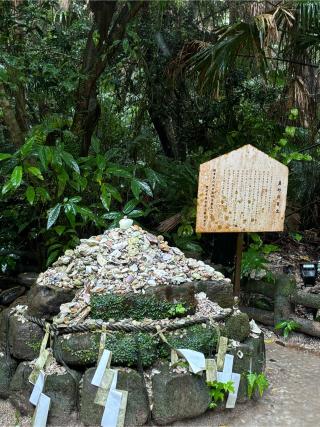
[0,0,319,276]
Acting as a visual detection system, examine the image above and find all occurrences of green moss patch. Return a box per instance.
[160,324,218,358]
[90,293,191,321]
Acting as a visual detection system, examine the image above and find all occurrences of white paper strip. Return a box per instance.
[29,371,45,406]
[92,350,112,387]
[217,354,234,383]
[32,393,50,427]
[117,390,128,427]
[177,349,206,374]
[101,389,123,427]
[226,372,241,408]
[95,369,118,407]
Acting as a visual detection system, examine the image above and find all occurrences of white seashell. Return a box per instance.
[119,216,133,229]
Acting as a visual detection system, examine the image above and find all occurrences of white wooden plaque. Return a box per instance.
[196,145,288,232]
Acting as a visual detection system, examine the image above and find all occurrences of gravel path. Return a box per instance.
[1,342,319,427]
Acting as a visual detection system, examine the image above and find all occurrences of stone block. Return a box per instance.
[9,362,34,415]
[0,352,17,398]
[229,334,266,403]
[27,284,76,318]
[224,312,251,342]
[146,280,233,309]
[80,367,150,426]
[9,314,44,360]
[9,361,81,422]
[152,363,210,425]
[44,369,81,426]
[54,331,158,368]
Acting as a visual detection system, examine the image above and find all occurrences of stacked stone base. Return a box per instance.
[0,331,265,426]
[0,278,266,426]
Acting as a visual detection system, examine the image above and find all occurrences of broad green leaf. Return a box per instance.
[145,168,164,188]
[69,196,81,203]
[10,166,23,189]
[28,166,44,180]
[131,179,141,199]
[25,186,35,205]
[104,183,122,202]
[131,179,153,199]
[107,166,131,178]
[63,151,80,174]
[275,321,287,330]
[57,170,68,197]
[123,199,139,214]
[47,204,62,229]
[37,145,52,169]
[102,211,122,220]
[137,180,153,197]
[128,209,144,218]
[100,184,111,210]
[65,209,76,228]
[285,126,296,137]
[64,202,77,216]
[278,138,287,147]
[76,206,95,220]
[53,225,66,236]
[36,187,51,202]
[20,139,34,157]
[262,244,279,254]
[46,250,60,267]
[0,153,12,161]
[1,181,13,195]
[96,154,106,170]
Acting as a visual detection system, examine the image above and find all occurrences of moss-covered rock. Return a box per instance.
[54,323,218,368]
[229,334,266,402]
[9,362,34,415]
[54,331,159,368]
[79,367,103,426]
[9,315,44,360]
[160,324,218,358]
[9,361,81,422]
[80,367,150,426]
[152,362,210,425]
[44,369,81,426]
[27,284,76,318]
[223,312,250,342]
[0,353,17,398]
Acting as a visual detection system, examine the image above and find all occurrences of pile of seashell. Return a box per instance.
[35,225,231,326]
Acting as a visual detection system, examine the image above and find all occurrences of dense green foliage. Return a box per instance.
[0,1,319,273]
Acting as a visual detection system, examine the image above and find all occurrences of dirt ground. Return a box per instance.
[1,342,319,427]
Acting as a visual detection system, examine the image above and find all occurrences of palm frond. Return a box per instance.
[171,7,294,95]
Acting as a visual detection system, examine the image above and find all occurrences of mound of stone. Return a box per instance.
[29,225,232,325]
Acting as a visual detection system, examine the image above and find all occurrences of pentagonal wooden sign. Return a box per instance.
[196,145,288,233]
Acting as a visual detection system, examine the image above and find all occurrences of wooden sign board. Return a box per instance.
[196,145,288,233]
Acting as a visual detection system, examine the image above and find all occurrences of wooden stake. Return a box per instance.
[234,232,244,296]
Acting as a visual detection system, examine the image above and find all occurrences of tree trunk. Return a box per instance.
[71,0,145,156]
[240,306,274,326]
[292,291,320,310]
[289,315,320,338]
[0,83,24,148]
[274,274,296,325]
[242,279,276,298]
